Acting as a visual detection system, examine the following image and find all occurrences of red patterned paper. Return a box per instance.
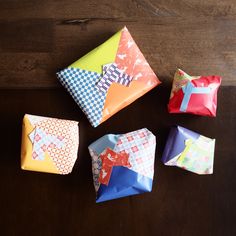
[115,27,159,84]
[168,75,221,117]
[98,148,131,185]
[27,115,79,175]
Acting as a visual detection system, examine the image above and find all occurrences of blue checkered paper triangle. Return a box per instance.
[57,67,106,127]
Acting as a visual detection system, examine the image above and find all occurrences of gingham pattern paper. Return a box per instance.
[96,63,119,93]
[57,67,107,127]
[114,128,156,179]
[96,63,133,93]
[117,72,132,86]
[102,63,113,75]
[29,128,64,161]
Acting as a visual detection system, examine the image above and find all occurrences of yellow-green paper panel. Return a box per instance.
[69,30,122,74]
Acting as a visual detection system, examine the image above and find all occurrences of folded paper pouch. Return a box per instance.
[57,26,161,127]
[88,128,156,203]
[162,125,215,175]
[21,114,79,174]
[168,69,221,117]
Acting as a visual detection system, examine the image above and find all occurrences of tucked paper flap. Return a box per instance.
[162,126,215,175]
[21,114,79,175]
[21,115,60,174]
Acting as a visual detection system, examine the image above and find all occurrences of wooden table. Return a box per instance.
[0,1,236,235]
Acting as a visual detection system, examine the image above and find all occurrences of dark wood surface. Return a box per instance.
[1,0,236,88]
[1,1,236,236]
[1,86,236,236]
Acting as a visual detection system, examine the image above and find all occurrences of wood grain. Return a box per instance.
[0,86,235,236]
[0,1,236,235]
[0,1,236,88]
[0,19,54,53]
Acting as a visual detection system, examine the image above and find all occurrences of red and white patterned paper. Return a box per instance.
[27,114,79,174]
[114,128,156,179]
[98,148,131,185]
[115,27,158,85]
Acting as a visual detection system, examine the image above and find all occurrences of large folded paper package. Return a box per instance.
[162,126,215,175]
[57,27,161,127]
[168,69,221,116]
[21,114,79,174]
[88,128,156,203]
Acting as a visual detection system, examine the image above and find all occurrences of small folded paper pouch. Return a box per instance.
[57,26,161,127]
[88,128,156,203]
[168,69,221,117]
[21,114,79,175]
[162,126,215,175]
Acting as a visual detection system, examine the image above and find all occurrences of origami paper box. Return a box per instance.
[162,126,215,175]
[88,128,156,203]
[57,27,160,127]
[168,69,221,116]
[21,114,79,174]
